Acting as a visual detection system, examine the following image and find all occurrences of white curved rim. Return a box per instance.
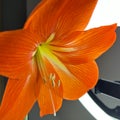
[79,93,118,120]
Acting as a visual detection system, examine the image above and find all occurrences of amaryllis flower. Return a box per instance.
[0,0,117,119]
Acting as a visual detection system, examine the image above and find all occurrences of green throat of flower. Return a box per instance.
[34,33,75,83]
[33,33,77,116]
[34,33,62,85]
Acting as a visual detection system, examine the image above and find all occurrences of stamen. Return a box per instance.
[49,73,56,87]
[57,80,61,87]
[49,45,76,52]
[51,80,55,87]
[40,46,73,77]
[26,74,31,83]
[49,89,56,116]
[51,73,56,81]
[32,50,37,57]
[35,37,63,117]
[35,46,49,83]
[49,73,53,80]
[46,33,55,43]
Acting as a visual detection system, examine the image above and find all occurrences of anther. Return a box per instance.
[49,73,53,80]
[57,80,61,87]
[52,79,56,87]
[49,73,56,87]
[51,73,56,81]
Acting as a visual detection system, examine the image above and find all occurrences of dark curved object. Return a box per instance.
[88,79,120,119]
[95,79,120,99]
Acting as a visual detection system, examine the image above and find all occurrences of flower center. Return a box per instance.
[34,33,61,87]
[34,37,53,83]
[35,47,60,87]
[34,33,75,85]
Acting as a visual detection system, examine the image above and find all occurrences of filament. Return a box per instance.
[49,89,56,116]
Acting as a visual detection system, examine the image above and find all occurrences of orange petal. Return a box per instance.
[54,61,98,100]
[52,24,117,64]
[38,58,63,117]
[24,0,97,41]
[0,29,39,78]
[0,61,38,120]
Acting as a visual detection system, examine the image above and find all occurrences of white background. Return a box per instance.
[86,0,120,29]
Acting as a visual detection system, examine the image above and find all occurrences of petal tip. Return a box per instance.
[111,23,117,30]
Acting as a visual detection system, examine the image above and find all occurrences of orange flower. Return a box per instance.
[0,0,117,119]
